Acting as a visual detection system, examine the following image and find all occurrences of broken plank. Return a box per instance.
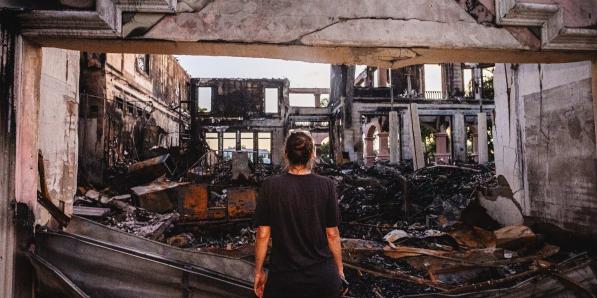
[343,262,452,291]
[73,206,110,218]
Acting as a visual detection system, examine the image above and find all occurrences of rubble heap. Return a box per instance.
[72,158,596,297]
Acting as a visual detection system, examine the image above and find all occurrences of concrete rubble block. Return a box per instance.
[494,225,538,250]
[127,154,175,186]
[132,180,208,220]
[461,175,524,230]
[85,189,100,201]
[135,213,180,241]
[73,206,111,219]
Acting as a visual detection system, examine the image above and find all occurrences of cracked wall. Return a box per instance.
[494,61,597,238]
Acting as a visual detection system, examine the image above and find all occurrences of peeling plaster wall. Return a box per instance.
[79,53,190,186]
[494,61,597,238]
[141,0,525,50]
[38,48,80,222]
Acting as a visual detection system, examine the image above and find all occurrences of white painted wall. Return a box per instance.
[37,48,80,224]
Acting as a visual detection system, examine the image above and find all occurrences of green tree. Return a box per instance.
[319,97,329,108]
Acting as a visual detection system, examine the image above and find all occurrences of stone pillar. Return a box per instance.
[400,111,412,160]
[408,104,425,170]
[377,132,389,161]
[364,136,375,165]
[452,63,464,96]
[452,112,466,162]
[434,131,450,164]
[473,66,483,100]
[477,112,488,164]
[314,93,321,107]
[470,125,478,162]
[389,111,400,163]
[38,48,80,223]
[378,68,388,87]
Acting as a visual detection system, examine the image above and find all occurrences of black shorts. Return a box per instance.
[264,259,341,298]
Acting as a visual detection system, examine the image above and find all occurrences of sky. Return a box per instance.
[176,56,447,106]
[176,55,331,106]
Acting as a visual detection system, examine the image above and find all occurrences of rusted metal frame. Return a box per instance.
[343,261,453,291]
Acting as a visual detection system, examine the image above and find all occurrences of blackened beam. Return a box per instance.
[289,88,331,95]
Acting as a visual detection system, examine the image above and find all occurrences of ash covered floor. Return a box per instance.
[66,157,597,297]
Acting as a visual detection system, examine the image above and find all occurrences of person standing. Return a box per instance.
[253,131,344,298]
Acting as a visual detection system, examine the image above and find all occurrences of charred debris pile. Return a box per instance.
[71,154,596,297]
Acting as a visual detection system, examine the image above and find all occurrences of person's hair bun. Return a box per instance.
[285,131,314,166]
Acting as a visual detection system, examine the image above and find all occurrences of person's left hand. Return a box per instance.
[254,270,267,297]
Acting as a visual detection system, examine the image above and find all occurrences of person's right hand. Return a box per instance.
[339,271,349,296]
[254,270,267,297]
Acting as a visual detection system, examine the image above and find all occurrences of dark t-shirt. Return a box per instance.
[254,173,340,273]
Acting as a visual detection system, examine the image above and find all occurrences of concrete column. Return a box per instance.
[6,36,42,298]
[409,104,425,170]
[377,132,389,161]
[364,136,375,165]
[434,132,450,164]
[452,112,466,162]
[477,112,488,164]
[470,125,478,162]
[452,63,464,95]
[400,111,412,160]
[473,66,483,100]
[389,111,400,163]
[37,48,80,224]
[314,93,321,107]
[592,60,597,159]
[378,68,388,87]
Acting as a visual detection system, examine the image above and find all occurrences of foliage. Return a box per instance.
[319,97,329,108]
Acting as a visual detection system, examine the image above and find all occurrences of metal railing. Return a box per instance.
[424,91,444,100]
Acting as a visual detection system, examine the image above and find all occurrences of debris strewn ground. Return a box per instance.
[72,157,595,297]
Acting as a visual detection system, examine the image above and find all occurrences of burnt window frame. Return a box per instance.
[264,87,279,115]
[126,102,134,115]
[205,132,219,154]
[114,96,124,110]
[257,131,272,164]
[197,86,213,113]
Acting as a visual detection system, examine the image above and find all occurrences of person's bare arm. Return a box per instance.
[254,226,271,297]
[326,226,344,278]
